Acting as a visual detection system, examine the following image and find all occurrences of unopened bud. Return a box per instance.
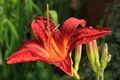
[92,40,99,59]
[101,43,108,62]
[107,54,111,63]
[86,42,95,62]
[95,59,101,69]
[74,45,82,72]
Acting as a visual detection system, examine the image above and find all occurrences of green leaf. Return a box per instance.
[0,50,3,65]
[5,18,19,39]
[50,10,58,24]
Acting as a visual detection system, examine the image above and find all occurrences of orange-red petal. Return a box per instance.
[7,40,52,64]
[31,16,56,46]
[61,17,86,39]
[55,55,72,76]
[68,27,111,53]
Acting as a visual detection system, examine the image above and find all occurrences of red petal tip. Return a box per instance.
[79,19,86,27]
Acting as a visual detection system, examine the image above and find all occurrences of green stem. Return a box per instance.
[96,73,100,80]
[72,68,80,80]
[74,62,80,72]
[96,70,104,80]
[101,70,104,80]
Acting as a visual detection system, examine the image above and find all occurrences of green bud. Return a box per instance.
[101,43,112,69]
[86,42,95,62]
[91,61,97,73]
[95,59,101,69]
[101,59,106,69]
[74,45,82,72]
[101,43,108,62]
[106,54,112,63]
[86,41,98,73]
[75,45,82,62]
[92,40,99,59]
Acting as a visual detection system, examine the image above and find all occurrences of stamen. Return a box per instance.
[47,4,49,28]
[53,24,60,31]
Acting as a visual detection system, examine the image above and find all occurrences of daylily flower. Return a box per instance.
[7,16,111,76]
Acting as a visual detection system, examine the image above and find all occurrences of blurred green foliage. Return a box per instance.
[0,0,86,80]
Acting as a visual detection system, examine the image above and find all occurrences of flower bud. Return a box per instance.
[101,43,111,69]
[86,41,97,72]
[74,45,82,72]
[107,54,111,63]
[101,43,108,62]
[86,42,95,62]
[92,40,99,59]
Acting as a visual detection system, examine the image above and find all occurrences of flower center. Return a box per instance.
[44,27,67,62]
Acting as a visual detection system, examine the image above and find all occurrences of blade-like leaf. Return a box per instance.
[5,18,19,39]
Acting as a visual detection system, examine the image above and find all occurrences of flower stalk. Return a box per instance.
[73,67,80,80]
